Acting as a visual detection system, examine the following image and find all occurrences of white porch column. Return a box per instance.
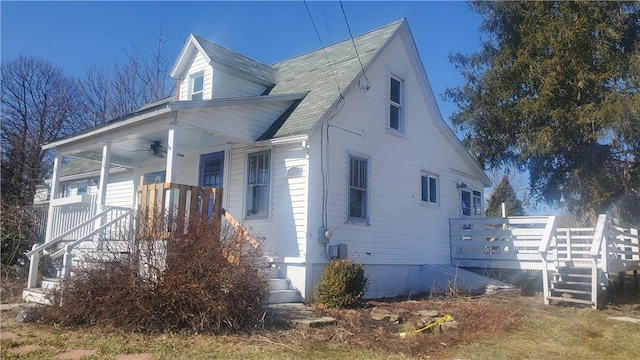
[44,155,62,243]
[165,125,177,218]
[96,142,112,213]
[165,124,177,183]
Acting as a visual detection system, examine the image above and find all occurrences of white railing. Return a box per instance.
[450,214,639,308]
[47,194,99,242]
[450,216,557,270]
[26,206,133,288]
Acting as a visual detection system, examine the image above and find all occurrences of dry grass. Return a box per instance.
[3,272,639,359]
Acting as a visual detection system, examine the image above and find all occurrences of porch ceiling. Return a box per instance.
[70,127,231,168]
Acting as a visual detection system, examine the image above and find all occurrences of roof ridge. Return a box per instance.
[191,34,275,70]
[270,18,405,67]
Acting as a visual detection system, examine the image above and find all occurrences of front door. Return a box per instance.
[199,152,224,215]
[199,151,224,188]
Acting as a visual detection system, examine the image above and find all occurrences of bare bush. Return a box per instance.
[34,212,268,334]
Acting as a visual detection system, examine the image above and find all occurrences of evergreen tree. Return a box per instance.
[486,175,525,217]
[446,1,640,223]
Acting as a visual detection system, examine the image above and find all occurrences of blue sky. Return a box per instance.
[4,1,546,212]
[1,0,483,125]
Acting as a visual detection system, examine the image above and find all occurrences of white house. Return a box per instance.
[32,19,494,302]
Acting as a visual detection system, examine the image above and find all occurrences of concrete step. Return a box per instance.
[268,278,290,291]
[264,265,280,279]
[22,288,51,305]
[268,289,301,304]
[41,277,61,291]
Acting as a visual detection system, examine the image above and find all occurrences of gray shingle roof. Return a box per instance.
[193,35,277,85]
[262,19,405,139]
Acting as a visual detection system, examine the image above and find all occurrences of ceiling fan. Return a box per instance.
[147,141,166,158]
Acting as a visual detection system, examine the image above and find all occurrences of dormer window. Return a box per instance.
[190,73,204,100]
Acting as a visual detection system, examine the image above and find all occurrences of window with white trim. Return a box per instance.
[421,173,438,204]
[190,73,204,100]
[349,155,368,221]
[461,189,482,216]
[389,75,404,132]
[246,150,270,218]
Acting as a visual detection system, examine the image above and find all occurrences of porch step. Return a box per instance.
[269,278,290,291]
[551,280,591,287]
[269,289,302,304]
[22,288,51,305]
[551,288,591,295]
[265,264,302,304]
[546,296,594,306]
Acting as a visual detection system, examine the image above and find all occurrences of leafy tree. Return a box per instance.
[486,175,525,217]
[1,56,87,206]
[446,1,640,223]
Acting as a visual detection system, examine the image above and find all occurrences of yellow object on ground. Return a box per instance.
[398,314,451,338]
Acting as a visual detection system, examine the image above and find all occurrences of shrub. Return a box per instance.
[34,212,268,334]
[315,259,368,308]
[0,204,36,271]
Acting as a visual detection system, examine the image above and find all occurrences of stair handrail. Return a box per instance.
[589,214,609,262]
[538,215,557,305]
[50,208,134,259]
[26,205,130,288]
[25,206,121,257]
[55,208,133,279]
[588,214,609,309]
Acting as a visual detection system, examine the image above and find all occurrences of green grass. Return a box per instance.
[454,304,640,360]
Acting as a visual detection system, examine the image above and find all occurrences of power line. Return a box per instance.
[303,0,343,96]
[339,0,370,91]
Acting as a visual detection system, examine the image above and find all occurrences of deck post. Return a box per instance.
[62,244,73,279]
[539,216,557,305]
[27,244,39,288]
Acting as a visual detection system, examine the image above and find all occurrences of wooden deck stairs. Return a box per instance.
[451,214,640,309]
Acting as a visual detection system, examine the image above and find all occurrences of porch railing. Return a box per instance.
[137,182,223,233]
[47,194,99,242]
[26,206,133,288]
[137,182,259,262]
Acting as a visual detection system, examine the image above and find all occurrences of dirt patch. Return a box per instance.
[256,294,537,359]
[0,274,26,304]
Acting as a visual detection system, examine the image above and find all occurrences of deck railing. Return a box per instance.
[450,216,557,270]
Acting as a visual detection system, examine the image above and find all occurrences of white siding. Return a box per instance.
[306,34,485,269]
[178,51,268,101]
[213,68,268,98]
[179,51,212,101]
[104,172,134,207]
[225,143,309,262]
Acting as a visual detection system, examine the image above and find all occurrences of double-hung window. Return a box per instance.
[461,189,482,216]
[190,73,204,100]
[421,173,438,205]
[349,155,368,221]
[246,150,270,218]
[389,76,404,132]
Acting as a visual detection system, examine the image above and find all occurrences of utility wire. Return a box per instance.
[303,0,343,96]
[339,0,371,91]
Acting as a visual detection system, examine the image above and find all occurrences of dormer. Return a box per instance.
[170,34,276,101]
